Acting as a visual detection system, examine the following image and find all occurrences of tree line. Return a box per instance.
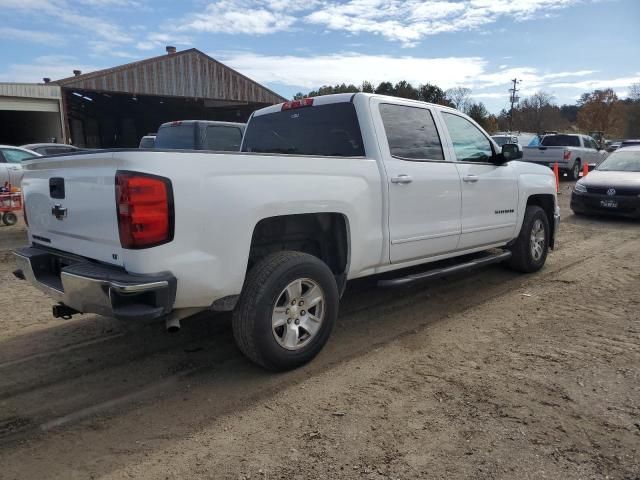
[293,82,640,139]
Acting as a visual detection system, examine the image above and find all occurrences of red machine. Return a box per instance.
[0,183,22,226]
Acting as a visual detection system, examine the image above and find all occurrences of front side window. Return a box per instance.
[2,149,36,163]
[379,104,444,161]
[205,126,243,151]
[442,113,493,163]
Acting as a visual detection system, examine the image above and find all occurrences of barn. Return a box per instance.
[0,47,286,148]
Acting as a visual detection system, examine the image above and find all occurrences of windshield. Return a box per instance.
[242,103,365,157]
[541,135,580,147]
[155,124,196,149]
[597,150,640,172]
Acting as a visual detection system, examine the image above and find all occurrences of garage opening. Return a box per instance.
[0,110,63,145]
[64,89,269,148]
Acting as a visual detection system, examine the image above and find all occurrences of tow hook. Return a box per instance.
[52,303,81,320]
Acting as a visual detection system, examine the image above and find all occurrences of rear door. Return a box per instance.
[439,112,518,250]
[371,99,462,263]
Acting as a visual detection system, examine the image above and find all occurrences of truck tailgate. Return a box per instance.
[22,152,124,266]
[522,146,566,164]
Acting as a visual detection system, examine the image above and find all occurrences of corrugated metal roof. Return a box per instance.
[0,83,61,99]
[54,48,286,104]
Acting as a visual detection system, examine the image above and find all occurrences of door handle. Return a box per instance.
[8,166,20,170]
[391,174,413,184]
[463,175,479,183]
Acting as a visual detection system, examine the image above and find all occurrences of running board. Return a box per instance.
[378,250,512,288]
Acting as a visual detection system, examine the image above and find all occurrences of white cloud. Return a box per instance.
[177,0,297,35]
[0,27,65,45]
[135,33,192,51]
[0,0,133,43]
[0,55,101,82]
[215,51,487,90]
[304,0,581,46]
[548,75,640,90]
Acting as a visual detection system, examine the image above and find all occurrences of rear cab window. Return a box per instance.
[155,124,196,149]
[379,104,444,161]
[242,102,365,157]
[205,126,243,151]
[541,135,580,147]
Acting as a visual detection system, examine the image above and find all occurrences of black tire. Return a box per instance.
[508,205,550,273]
[2,212,17,226]
[567,160,580,181]
[232,251,339,371]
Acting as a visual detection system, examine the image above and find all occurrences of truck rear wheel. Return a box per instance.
[567,161,580,180]
[507,205,549,273]
[232,251,339,371]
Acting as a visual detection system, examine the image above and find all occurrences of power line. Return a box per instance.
[509,78,520,132]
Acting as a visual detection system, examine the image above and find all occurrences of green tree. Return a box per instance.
[375,81,395,96]
[393,80,419,100]
[361,81,375,93]
[418,84,448,105]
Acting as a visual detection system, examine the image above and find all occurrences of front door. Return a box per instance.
[373,100,461,264]
[440,112,518,250]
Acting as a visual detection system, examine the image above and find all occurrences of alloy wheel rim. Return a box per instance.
[530,219,546,261]
[272,278,325,351]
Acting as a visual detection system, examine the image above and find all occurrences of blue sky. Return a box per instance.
[0,0,638,112]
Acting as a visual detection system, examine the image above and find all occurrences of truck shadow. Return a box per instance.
[0,259,524,446]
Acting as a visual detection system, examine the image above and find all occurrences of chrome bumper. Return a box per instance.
[14,246,176,321]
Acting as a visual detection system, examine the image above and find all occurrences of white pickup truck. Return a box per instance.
[522,133,606,179]
[14,93,560,370]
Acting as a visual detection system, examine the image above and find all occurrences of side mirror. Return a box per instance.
[501,143,522,162]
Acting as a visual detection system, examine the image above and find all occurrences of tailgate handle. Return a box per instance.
[49,177,65,199]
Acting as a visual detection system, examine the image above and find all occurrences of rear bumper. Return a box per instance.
[13,246,176,321]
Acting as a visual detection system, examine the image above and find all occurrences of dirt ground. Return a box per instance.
[0,180,638,480]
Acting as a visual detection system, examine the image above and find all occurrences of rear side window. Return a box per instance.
[242,103,365,157]
[155,125,196,149]
[205,126,243,151]
[541,135,580,147]
[379,104,444,161]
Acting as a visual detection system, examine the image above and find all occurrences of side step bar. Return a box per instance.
[378,250,512,288]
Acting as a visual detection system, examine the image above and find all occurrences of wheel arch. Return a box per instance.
[525,194,556,249]
[247,212,351,294]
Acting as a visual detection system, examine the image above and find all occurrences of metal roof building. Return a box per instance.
[0,47,286,148]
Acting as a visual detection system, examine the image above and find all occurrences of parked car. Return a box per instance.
[139,134,156,149]
[619,139,640,149]
[0,145,40,187]
[571,146,640,218]
[522,133,606,179]
[491,134,518,147]
[14,93,559,371]
[21,143,83,156]
[607,141,621,152]
[154,120,245,151]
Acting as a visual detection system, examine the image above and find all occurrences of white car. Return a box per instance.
[0,145,40,188]
[14,93,559,370]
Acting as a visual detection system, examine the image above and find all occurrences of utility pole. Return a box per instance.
[509,78,520,133]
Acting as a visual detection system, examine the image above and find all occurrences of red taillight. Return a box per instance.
[282,97,313,111]
[115,172,173,249]
[563,150,572,160]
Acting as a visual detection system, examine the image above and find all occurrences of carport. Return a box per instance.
[0,83,64,145]
[54,47,286,148]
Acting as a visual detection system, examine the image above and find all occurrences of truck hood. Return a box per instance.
[579,170,640,188]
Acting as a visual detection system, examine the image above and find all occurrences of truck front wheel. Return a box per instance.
[232,251,339,371]
[507,205,549,273]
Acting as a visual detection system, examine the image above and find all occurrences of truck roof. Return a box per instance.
[158,120,246,129]
[252,92,458,117]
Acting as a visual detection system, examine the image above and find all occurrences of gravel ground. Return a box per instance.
[0,180,638,480]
